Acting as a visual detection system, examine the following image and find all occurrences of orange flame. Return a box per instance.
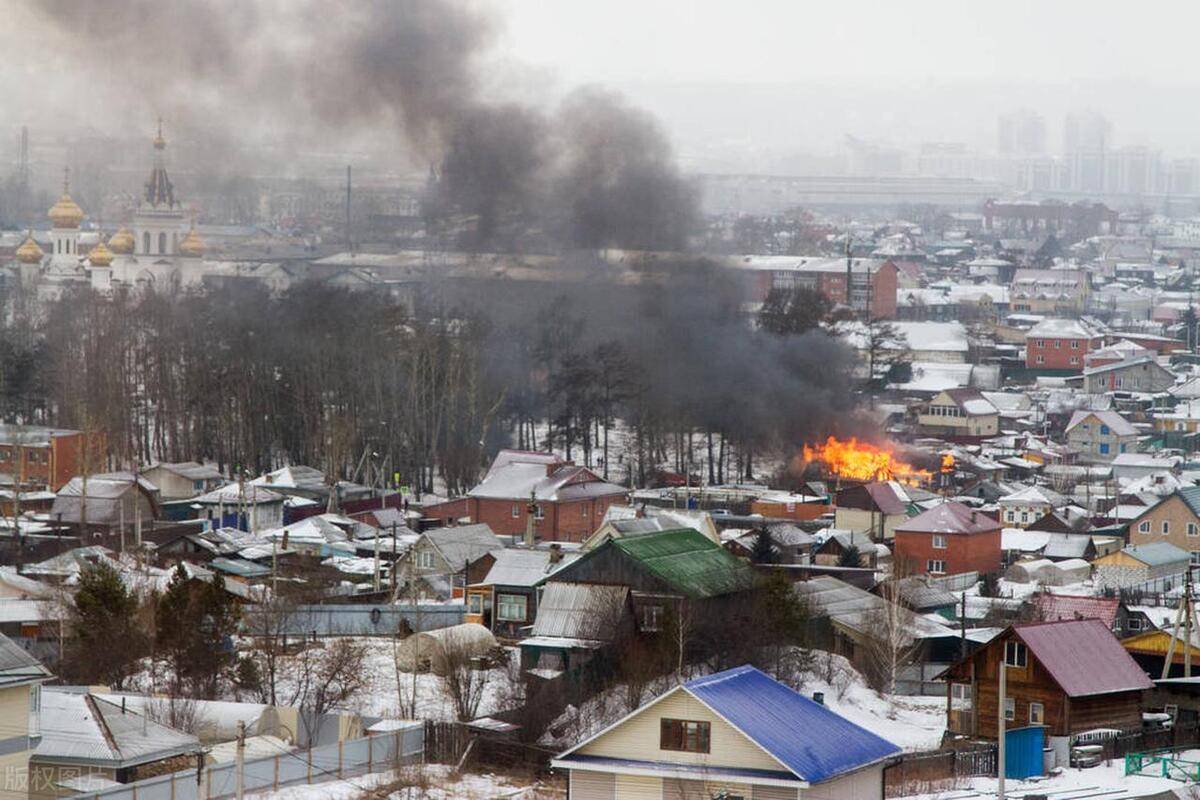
[802,436,932,484]
[941,453,955,472]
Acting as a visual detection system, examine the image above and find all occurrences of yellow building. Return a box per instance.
[0,634,52,799]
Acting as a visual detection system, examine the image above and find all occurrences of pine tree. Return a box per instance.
[750,527,777,564]
[63,561,147,687]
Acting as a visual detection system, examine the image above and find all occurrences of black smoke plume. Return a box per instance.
[24,0,695,251]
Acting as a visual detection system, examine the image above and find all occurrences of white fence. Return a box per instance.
[78,723,423,800]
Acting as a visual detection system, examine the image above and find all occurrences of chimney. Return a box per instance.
[971,511,978,524]
[813,691,825,706]
[549,542,563,565]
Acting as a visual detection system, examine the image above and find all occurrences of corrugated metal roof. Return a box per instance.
[611,528,757,599]
[423,524,503,571]
[37,691,199,766]
[684,666,901,784]
[0,632,51,687]
[1014,618,1153,698]
[894,501,998,535]
[530,582,628,641]
[1034,594,1119,627]
[1120,541,1190,568]
[476,548,577,587]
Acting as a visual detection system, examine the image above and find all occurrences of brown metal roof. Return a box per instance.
[1014,618,1152,698]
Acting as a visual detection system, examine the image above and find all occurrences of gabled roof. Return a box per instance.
[555,665,901,786]
[609,528,758,599]
[475,548,577,588]
[0,632,51,688]
[1177,486,1200,517]
[37,691,199,766]
[1082,355,1165,377]
[894,501,998,535]
[1065,409,1137,437]
[148,461,223,481]
[1010,619,1152,698]
[419,524,503,572]
[468,456,626,503]
[999,485,1066,506]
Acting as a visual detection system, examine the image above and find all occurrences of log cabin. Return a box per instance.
[941,618,1152,740]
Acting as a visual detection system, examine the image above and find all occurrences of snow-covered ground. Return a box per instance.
[901,758,1189,798]
[246,765,562,800]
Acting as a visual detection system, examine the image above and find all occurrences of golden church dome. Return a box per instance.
[48,192,85,229]
[108,226,134,254]
[179,223,205,257]
[88,238,114,267]
[15,232,43,264]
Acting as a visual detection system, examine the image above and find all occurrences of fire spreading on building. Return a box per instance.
[802,436,953,487]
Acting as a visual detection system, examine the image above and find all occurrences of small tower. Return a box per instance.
[47,168,84,267]
[178,219,205,258]
[133,118,185,257]
[14,230,43,266]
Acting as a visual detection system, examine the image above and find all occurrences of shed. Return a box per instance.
[393,623,497,675]
[1093,541,1190,590]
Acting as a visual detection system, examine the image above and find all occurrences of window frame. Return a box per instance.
[1004,640,1028,668]
[659,718,711,754]
[1029,702,1044,725]
[927,559,946,574]
[1003,697,1015,721]
[932,534,948,550]
[496,593,528,622]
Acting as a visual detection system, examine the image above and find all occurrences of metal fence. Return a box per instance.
[246,604,464,637]
[77,723,424,800]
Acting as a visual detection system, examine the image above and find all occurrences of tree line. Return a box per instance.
[0,264,858,493]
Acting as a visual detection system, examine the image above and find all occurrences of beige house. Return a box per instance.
[1128,488,1200,563]
[998,485,1066,528]
[1065,410,1139,462]
[140,462,224,501]
[917,388,999,440]
[553,665,899,799]
[0,635,51,799]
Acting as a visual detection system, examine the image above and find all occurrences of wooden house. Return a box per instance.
[465,545,576,640]
[553,665,900,800]
[941,618,1152,740]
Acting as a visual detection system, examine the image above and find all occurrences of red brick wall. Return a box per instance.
[472,494,624,543]
[871,261,898,319]
[1025,335,1102,370]
[894,529,1002,576]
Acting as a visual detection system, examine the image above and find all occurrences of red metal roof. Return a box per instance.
[1034,594,1120,629]
[1013,618,1152,698]
[894,501,998,535]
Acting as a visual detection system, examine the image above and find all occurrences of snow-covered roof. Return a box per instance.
[1026,317,1101,339]
[1065,409,1137,437]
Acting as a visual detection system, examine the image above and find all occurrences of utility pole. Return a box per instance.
[235,719,246,800]
[345,165,353,254]
[373,523,381,594]
[998,655,1007,800]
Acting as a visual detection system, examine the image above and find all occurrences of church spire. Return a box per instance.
[144,119,175,207]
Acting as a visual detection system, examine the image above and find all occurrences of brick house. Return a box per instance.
[464,450,627,543]
[1065,409,1138,462]
[0,425,104,491]
[733,255,899,319]
[893,501,1001,577]
[1009,269,1090,315]
[1128,487,1200,563]
[1024,318,1103,371]
[941,619,1151,740]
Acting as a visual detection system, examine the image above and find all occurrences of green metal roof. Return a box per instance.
[612,528,758,599]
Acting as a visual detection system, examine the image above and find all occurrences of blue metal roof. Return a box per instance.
[684,666,901,784]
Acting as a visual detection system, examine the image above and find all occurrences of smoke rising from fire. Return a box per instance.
[22,0,694,250]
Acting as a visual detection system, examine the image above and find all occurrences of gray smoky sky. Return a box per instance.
[4,0,1200,178]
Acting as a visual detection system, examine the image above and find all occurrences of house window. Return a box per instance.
[534,505,545,520]
[1100,424,1110,435]
[1006,511,1015,522]
[1138,521,1151,534]
[1029,702,1044,725]
[1003,697,1015,721]
[1035,339,1045,348]
[660,719,711,753]
[1004,641,1028,668]
[582,504,588,517]
[1020,512,1028,523]
[932,534,947,549]
[1071,340,1080,349]
[511,504,520,518]
[1054,340,1061,349]
[642,604,663,632]
[927,559,946,574]
[1035,355,1045,364]
[1163,521,1171,535]
[416,550,436,570]
[1069,357,1078,365]
[468,593,484,615]
[1128,617,1144,631]
[1189,524,1198,538]
[1192,551,1200,567]
[496,593,528,622]
[1099,443,1110,455]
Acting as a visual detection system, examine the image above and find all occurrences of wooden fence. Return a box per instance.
[883,745,997,798]
[422,721,557,774]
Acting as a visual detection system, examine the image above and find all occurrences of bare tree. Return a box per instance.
[439,629,493,722]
